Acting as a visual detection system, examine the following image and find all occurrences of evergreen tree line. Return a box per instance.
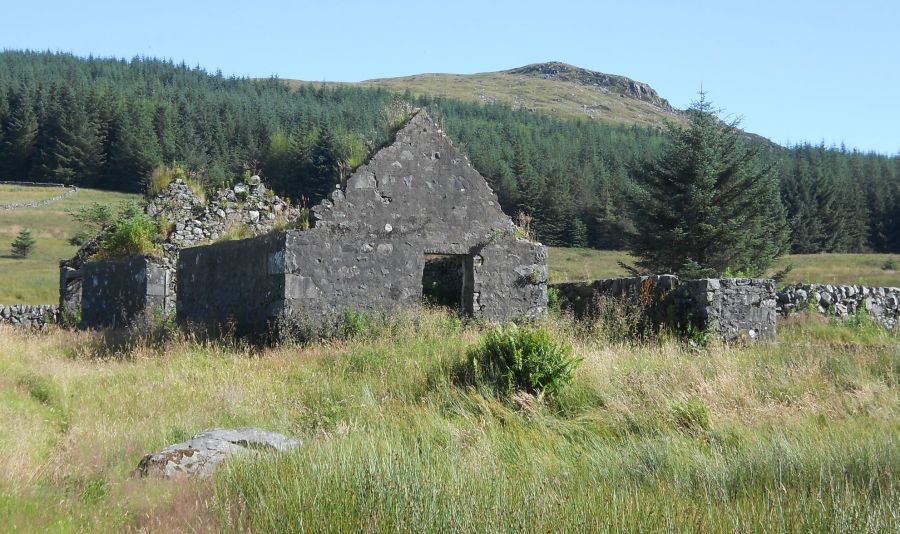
[1,51,898,252]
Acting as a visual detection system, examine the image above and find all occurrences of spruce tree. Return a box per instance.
[627,94,789,276]
[11,228,36,258]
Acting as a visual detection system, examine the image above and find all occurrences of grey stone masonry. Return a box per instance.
[178,109,548,338]
[777,283,900,329]
[80,256,173,329]
[60,176,302,324]
[550,276,776,341]
[676,278,777,341]
[0,304,59,328]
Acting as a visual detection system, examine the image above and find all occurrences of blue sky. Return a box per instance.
[3,0,898,154]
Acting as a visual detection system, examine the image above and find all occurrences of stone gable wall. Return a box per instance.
[176,110,548,337]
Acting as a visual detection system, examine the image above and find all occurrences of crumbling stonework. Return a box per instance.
[65,176,301,328]
[177,110,548,337]
[777,283,900,329]
[147,176,296,250]
[550,276,776,341]
[80,256,172,329]
[0,304,59,328]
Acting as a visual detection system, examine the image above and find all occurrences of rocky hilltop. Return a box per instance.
[504,62,673,112]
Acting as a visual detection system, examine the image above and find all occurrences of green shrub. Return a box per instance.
[68,230,93,246]
[336,310,373,341]
[468,324,579,398]
[95,202,159,259]
[882,258,898,271]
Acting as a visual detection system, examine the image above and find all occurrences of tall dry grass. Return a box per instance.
[0,307,896,532]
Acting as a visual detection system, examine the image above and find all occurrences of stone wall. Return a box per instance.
[777,283,900,329]
[80,256,173,329]
[676,279,777,341]
[550,275,776,341]
[177,234,286,336]
[147,176,296,250]
[0,181,77,210]
[0,304,59,328]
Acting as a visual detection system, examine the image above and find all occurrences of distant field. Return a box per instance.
[548,247,900,287]
[0,184,71,204]
[0,185,139,304]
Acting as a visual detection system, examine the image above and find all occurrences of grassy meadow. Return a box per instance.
[0,185,139,303]
[548,247,900,287]
[1,308,897,532]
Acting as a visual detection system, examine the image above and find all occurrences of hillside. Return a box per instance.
[286,61,680,129]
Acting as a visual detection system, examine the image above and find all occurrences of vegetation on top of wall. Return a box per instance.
[145,164,206,203]
[93,202,161,260]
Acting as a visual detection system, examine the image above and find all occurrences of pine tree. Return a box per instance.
[11,228,36,258]
[627,94,789,276]
[0,93,39,180]
[308,122,343,205]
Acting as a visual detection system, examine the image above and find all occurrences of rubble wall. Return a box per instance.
[0,304,59,328]
[777,283,900,329]
[176,233,287,336]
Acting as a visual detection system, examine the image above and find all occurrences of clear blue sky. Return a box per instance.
[3,0,898,154]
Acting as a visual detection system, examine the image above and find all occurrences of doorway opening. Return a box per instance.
[422,254,472,314]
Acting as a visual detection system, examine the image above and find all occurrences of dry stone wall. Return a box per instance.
[550,275,777,341]
[0,182,77,210]
[777,283,900,329]
[0,304,59,328]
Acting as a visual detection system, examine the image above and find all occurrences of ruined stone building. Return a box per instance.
[176,109,548,335]
[70,109,548,333]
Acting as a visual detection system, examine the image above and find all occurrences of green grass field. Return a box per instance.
[548,247,900,287]
[0,309,896,532]
[0,186,139,303]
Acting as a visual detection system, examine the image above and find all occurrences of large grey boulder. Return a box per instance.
[134,428,300,479]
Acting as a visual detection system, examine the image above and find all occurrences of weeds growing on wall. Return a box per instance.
[146,164,206,203]
[94,202,160,259]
